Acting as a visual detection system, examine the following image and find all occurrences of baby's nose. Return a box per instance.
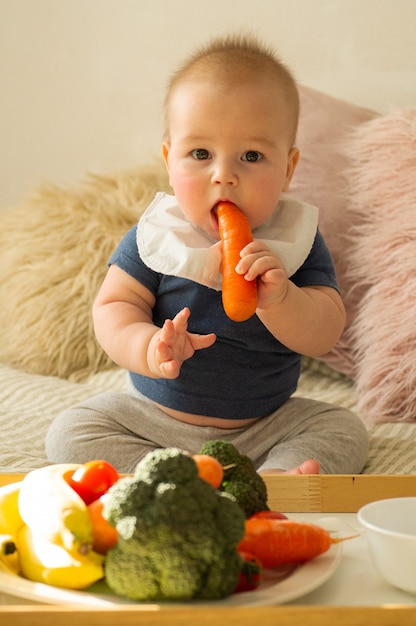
[211,160,238,186]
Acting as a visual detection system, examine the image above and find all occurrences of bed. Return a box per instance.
[1,85,415,475]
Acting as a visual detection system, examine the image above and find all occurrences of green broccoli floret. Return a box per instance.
[198,440,269,518]
[103,447,245,601]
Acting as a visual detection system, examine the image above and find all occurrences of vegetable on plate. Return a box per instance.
[198,439,269,518]
[238,517,356,568]
[66,460,119,505]
[102,447,246,601]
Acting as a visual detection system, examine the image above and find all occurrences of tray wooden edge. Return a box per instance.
[4,472,412,512]
[1,603,416,626]
[262,473,416,512]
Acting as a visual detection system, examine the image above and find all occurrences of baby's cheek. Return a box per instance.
[171,175,204,209]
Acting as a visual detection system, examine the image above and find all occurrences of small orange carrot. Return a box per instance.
[192,454,224,489]
[217,201,257,322]
[238,518,355,568]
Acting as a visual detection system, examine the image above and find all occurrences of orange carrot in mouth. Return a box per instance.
[217,201,257,322]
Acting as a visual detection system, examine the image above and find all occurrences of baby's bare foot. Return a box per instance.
[285,459,320,474]
[260,459,320,475]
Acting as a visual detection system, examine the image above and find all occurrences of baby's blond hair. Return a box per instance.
[164,33,299,143]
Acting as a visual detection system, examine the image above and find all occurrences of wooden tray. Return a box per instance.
[1,473,416,625]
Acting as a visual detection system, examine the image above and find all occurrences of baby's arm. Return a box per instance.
[93,265,216,378]
[236,240,345,357]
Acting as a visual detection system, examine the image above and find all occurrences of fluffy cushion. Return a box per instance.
[344,108,416,424]
[0,163,170,381]
[290,86,378,375]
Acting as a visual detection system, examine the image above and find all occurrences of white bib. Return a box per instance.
[137,193,318,291]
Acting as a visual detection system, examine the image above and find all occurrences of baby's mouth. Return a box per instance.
[211,206,220,232]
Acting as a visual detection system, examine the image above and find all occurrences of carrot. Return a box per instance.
[238,518,356,568]
[217,201,257,322]
[192,454,224,489]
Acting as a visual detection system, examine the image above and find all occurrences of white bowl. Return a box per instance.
[358,497,416,594]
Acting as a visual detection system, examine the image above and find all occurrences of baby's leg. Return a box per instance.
[46,392,368,475]
[46,390,234,473]
[233,397,369,475]
[45,392,160,472]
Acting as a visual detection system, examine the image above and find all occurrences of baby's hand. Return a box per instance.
[148,307,216,379]
[236,240,288,310]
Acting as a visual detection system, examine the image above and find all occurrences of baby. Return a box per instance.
[46,34,368,474]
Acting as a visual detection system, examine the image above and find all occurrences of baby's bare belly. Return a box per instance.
[153,401,261,428]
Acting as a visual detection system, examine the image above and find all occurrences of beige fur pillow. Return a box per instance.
[0,163,170,381]
[343,108,416,424]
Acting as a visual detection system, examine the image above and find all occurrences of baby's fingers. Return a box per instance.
[172,306,191,330]
[239,240,264,256]
[155,340,181,378]
[190,332,216,351]
[159,307,189,345]
[237,250,285,282]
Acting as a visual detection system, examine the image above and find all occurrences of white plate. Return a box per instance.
[0,540,342,607]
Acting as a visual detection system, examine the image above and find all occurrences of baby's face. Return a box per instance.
[162,77,299,240]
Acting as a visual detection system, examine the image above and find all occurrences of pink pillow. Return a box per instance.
[344,108,416,424]
[290,86,379,376]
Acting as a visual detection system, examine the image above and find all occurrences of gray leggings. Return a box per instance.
[45,387,369,474]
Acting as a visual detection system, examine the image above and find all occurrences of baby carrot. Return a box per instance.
[238,518,354,567]
[192,454,224,489]
[217,201,257,322]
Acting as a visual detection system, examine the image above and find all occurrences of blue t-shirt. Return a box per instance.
[109,224,338,419]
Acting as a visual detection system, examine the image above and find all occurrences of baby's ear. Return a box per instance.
[161,141,171,169]
[283,147,300,191]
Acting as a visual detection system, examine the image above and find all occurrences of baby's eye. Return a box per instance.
[242,151,263,162]
[191,148,210,160]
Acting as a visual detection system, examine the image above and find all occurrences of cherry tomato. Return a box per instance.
[87,493,118,555]
[66,460,120,504]
[233,550,262,593]
[249,510,288,521]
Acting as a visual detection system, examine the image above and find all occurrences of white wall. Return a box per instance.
[1,0,415,210]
